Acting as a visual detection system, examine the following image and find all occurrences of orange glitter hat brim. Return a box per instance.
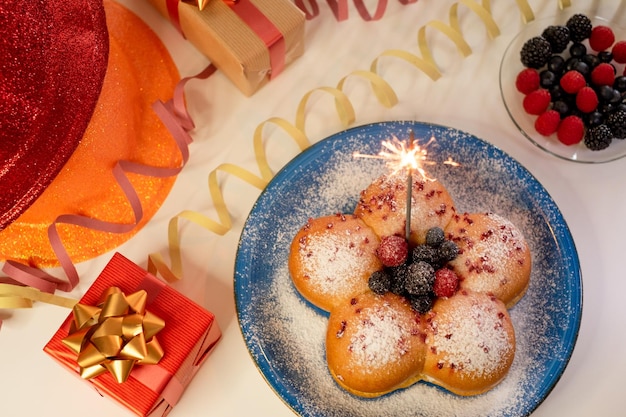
[0,0,182,267]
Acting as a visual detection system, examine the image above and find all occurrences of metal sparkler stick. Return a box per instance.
[405,131,414,242]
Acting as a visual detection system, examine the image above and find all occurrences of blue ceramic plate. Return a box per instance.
[235,121,582,417]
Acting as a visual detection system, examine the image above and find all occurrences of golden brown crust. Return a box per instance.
[326,292,427,397]
[445,212,531,308]
[421,290,516,396]
[289,214,382,312]
[354,173,456,245]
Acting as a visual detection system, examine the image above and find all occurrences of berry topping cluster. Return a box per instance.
[516,13,626,151]
[368,227,460,313]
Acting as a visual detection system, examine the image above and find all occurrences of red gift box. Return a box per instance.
[43,252,221,416]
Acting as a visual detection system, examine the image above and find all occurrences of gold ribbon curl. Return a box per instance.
[150,0,574,280]
[62,287,165,383]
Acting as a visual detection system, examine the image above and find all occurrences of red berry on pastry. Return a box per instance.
[589,25,615,51]
[376,235,408,267]
[433,268,459,298]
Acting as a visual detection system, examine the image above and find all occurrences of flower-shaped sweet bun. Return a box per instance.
[289,173,530,398]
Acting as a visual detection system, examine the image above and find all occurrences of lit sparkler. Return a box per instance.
[354,131,440,241]
[353,134,437,182]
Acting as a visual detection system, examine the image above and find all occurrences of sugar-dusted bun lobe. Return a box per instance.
[326,291,427,398]
[422,290,515,396]
[445,212,531,308]
[289,214,383,312]
[354,173,456,245]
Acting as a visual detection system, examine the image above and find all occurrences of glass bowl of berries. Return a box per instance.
[500,12,626,163]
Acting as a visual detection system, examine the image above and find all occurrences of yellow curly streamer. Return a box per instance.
[148,0,573,280]
[0,283,77,309]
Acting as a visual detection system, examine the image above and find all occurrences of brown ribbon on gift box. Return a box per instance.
[165,0,287,79]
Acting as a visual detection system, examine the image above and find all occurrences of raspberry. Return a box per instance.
[590,62,615,86]
[515,68,540,94]
[523,89,551,115]
[589,25,615,52]
[433,268,459,298]
[612,40,626,64]
[575,86,599,113]
[535,110,561,136]
[560,70,586,94]
[557,115,585,145]
[376,235,408,267]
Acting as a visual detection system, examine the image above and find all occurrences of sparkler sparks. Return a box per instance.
[353,134,437,181]
[354,132,460,241]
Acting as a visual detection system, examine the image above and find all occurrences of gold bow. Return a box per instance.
[183,0,209,10]
[62,287,165,383]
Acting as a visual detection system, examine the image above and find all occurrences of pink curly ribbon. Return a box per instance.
[293,0,418,21]
[0,64,216,297]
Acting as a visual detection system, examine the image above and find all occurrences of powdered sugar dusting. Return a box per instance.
[430,297,513,377]
[349,301,408,369]
[235,122,581,417]
[300,231,369,295]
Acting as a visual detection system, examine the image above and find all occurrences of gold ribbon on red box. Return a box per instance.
[62,287,166,383]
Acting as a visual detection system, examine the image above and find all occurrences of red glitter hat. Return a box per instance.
[0,0,109,230]
[0,0,183,267]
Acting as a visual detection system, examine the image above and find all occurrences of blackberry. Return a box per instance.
[584,124,613,150]
[368,270,391,295]
[566,14,592,43]
[425,227,445,247]
[411,244,438,265]
[404,261,435,296]
[520,36,552,68]
[607,110,626,138]
[437,240,459,264]
[388,265,408,296]
[409,295,434,314]
[541,25,570,53]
